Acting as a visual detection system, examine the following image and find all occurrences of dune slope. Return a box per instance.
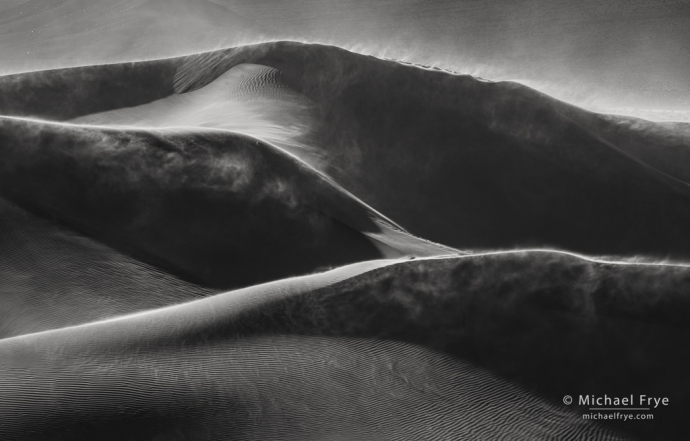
[0,196,218,338]
[206,43,690,258]
[3,42,689,258]
[0,0,259,74]
[72,63,324,169]
[0,116,453,290]
[1,41,690,441]
[2,251,689,439]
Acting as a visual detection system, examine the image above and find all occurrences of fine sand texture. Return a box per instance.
[2,252,689,440]
[73,63,325,169]
[2,41,690,440]
[0,196,217,338]
[3,42,690,259]
[0,116,454,290]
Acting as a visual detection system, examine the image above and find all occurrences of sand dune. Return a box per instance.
[72,63,324,169]
[1,336,624,441]
[0,0,259,74]
[2,251,688,439]
[0,196,218,338]
[0,116,454,290]
[204,42,690,259]
[585,114,690,184]
[1,40,690,440]
[4,41,690,258]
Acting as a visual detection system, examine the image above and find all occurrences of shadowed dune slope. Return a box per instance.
[0,116,454,290]
[173,43,690,258]
[2,251,690,439]
[0,59,177,120]
[587,114,690,184]
[0,336,623,441]
[2,42,689,258]
[0,196,217,338]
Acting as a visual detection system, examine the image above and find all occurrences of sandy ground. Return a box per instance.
[1,41,690,440]
[3,42,687,258]
[3,252,690,439]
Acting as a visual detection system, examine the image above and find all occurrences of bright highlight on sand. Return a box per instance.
[0,3,689,440]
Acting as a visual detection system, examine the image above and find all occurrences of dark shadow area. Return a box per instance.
[216,253,690,439]
[0,60,177,120]
[3,42,690,259]
[0,118,385,290]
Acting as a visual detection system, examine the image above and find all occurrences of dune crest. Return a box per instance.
[2,251,688,439]
[72,63,325,169]
[0,0,261,74]
[5,41,689,258]
[0,116,454,289]
[0,196,216,339]
[1,40,689,440]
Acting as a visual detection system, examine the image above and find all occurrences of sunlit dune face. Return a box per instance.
[71,63,325,169]
[1,0,688,116]
[1,251,688,439]
[0,2,688,437]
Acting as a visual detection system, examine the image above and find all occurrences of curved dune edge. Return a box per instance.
[0,116,455,290]
[0,196,218,339]
[0,0,261,76]
[0,40,688,441]
[2,41,690,258]
[3,257,402,341]
[6,249,690,341]
[71,63,327,170]
[69,55,690,197]
[2,250,689,439]
[193,42,690,259]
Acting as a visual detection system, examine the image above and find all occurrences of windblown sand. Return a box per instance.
[1,41,689,440]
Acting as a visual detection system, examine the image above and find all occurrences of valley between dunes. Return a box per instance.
[1,41,690,440]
